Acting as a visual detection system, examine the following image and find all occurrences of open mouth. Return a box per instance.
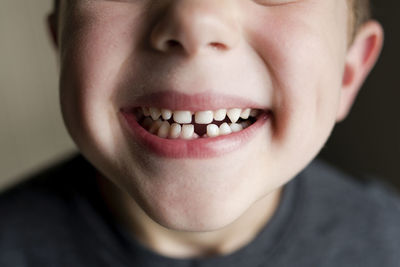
[120,100,271,158]
[135,107,262,139]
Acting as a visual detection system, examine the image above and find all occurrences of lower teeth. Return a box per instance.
[139,117,255,139]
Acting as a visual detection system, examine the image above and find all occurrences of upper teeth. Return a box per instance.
[149,107,161,121]
[227,108,241,124]
[139,107,260,139]
[214,109,227,121]
[143,107,258,124]
[195,111,214,124]
[161,109,172,120]
[173,110,192,124]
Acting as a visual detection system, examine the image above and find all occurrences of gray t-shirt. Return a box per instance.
[1,155,399,267]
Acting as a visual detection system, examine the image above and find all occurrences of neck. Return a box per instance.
[98,175,283,259]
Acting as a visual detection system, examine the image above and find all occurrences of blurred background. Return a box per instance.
[320,1,400,190]
[0,0,75,189]
[0,1,398,191]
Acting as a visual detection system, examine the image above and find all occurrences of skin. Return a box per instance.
[48,0,383,258]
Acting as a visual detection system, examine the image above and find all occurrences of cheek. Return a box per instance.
[242,4,348,169]
[247,12,346,136]
[58,9,144,155]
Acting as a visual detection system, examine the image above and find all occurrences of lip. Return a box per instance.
[120,111,270,158]
[123,91,269,111]
[119,92,271,159]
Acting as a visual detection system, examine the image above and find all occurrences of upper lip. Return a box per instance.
[121,91,270,112]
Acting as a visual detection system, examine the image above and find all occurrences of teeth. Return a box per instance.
[142,107,150,117]
[141,107,260,138]
[229,123,243,132]
[227,108,241,123]
[240,108,251,119]
[173,111,192,124]
[157,121,170,138]
[207,124,219,137]
[219,122,232,135]
[149,107,161,120]
[181,124,194,139]
[250,109,259,117]
[214,109,227,121]
[169,123,182,139]
[161,109,172,120]
[149,119,163,134]
[195,110,213,124]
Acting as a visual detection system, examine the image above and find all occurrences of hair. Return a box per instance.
[52,0,371,39]
[350,0,372,36]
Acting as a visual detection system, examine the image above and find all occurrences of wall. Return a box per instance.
[0,0,75,189]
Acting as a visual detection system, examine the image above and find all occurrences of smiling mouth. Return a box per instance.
[120,92,272,158]
[135,107,262,139]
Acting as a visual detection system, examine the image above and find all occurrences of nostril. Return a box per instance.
[209,42,227,50]
[166,40,182,48]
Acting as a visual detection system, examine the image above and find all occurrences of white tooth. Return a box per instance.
[173,111,192,124]
[230,123,243,132]
[149,107,161,120]
[142,107,150,117]
[193,133,199,139]
[142,118,153,130]
[219,122,232,135]
[227,108,242,123]
[161,109,172,120]
[181,124,194,139]
[214,109,227,121]
[195,110,213,124]
[157,121,170,138]
[250,109,259,117]
[169,123,182,139]
[149,119,163,134]
[207,124,219,138]
[240,108,251,119]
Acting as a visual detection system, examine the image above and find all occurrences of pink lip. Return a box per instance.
[123,91,269,111]
[119,91,271,158]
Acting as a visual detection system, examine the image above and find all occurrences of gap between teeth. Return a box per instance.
[140,107,259,139]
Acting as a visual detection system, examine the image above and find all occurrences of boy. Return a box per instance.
[1,0,399,266]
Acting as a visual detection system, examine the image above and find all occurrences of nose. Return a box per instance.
[150,0,241,56]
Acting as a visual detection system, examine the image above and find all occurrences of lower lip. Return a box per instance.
[120,111,271,159]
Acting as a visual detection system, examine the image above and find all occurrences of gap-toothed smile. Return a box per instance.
[135,107,262,139]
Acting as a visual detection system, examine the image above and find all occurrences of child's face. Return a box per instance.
[55,0,371,231]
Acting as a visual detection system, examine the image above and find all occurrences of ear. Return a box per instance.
[47,12,59,49]
[336,21,384,122]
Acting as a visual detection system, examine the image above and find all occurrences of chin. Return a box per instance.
[141,195,250,232]
[124,170,256,232]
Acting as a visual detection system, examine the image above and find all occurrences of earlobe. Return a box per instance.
[336,21,384,122]
[47,13,59,49]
